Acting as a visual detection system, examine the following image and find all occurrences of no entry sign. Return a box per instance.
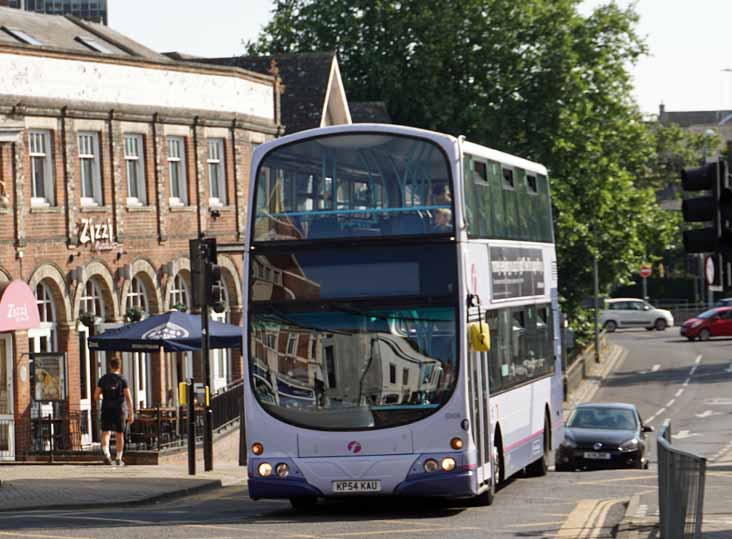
[640,265,652,278]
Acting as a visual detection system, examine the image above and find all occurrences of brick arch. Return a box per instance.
[118,258,163,315]
[0,266,11,286]
[218,255,242,309]
[72,260,120,322]
[27,263,72,324]
[162,257,191,311]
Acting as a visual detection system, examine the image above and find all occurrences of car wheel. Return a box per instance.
[654,319,667,331]
[604,320,617,333]
[699,328,711,341]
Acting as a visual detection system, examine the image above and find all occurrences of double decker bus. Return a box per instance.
[244,124,563,506]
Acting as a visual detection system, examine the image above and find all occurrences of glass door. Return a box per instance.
[77,325,93,446]
[0,334,14,460]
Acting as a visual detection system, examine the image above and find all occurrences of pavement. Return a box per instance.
[0,463,246,512]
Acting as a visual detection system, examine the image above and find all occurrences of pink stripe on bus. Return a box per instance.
[503,429,544,453]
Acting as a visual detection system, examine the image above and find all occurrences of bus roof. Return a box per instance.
[254,123,548,176]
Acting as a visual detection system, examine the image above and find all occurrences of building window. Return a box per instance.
[124,134,147,206]
[34,281,58,353]
[78,132,103,206]
[169,273,189,310]
[29,130,55,206]
[1,27,42,45]
[76,36,112,54]
[125,276,149,314]
[287,334,298,356]
[167,137,188,206]
[207,139,226,206]
[80,279,105,321]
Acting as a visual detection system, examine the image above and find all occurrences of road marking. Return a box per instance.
[675,430,701,439]
[186,524,319,538]
[666,399,676,407]
[556,498,621,538]
[326,527,481,537]
[507,521,563,528]
[726,362,732,373]
[34,515,152,525]
[695,355,702,364]
[683,378,690,387]
[674,389,684,398]
[575,475,653,486]
[0,533,94,539]
[695,410,721,418]
[651,364,660,372]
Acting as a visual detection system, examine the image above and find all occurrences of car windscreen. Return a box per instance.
[697,309,719,319]
[567,407,638,430]
[253,133,453,242]
[249,304,458,430]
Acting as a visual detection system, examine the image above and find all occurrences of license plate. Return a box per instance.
[332,480,382,493]
[583,451,611,460]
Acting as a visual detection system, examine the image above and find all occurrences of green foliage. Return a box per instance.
[249,0,679,325]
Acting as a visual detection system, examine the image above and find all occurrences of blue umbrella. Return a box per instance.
[88,311,242,352]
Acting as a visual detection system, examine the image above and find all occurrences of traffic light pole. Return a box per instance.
[202,300,213,472]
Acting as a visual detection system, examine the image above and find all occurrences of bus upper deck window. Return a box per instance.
[502,168,515,190]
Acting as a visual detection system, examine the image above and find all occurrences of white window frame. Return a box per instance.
[169,273,190,310]
[80,279,105,322]
[78,132,103,206]
[207,139,227,206]
[167,137,188,206]
[29,130,55,207]
[125,275,149,314]
[124,134,147,206]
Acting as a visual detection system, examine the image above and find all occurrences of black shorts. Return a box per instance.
[101,407,127,433]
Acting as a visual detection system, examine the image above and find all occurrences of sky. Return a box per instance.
[110,0,732,116]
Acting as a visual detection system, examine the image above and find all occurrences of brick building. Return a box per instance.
[0,7,281,460]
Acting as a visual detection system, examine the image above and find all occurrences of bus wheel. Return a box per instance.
[474,442,502,506]
[527,417,549,477]
[290,497,317,510]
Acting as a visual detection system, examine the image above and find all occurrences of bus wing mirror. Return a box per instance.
[469,322,491,352]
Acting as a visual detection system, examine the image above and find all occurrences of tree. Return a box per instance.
[249,0,673,321]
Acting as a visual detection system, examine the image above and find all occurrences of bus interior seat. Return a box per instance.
[384,213,427,235]
[309,217,340,238]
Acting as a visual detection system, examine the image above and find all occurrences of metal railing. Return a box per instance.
[657,419,706,539]
[211,378,244,433]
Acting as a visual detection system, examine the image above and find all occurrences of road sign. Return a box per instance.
[705,255,715,285]
[640,264,652,278]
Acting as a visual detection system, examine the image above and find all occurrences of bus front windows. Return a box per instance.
[249,306,458,430]
[254,134,453,242]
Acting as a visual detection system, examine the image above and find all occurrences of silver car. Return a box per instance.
[600,298,674,332]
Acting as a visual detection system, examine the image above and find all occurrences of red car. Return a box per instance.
[680,307,732,341]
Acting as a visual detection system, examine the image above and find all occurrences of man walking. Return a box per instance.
[93,358,134,466]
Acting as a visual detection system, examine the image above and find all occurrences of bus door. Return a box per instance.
[468,348,492,486]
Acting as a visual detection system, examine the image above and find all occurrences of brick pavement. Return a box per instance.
[0,463,246,511]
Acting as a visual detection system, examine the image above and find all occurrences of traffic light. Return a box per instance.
[681,159,732,253]
[188,237,221,309]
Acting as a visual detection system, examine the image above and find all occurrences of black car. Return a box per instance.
[555,403,653,471]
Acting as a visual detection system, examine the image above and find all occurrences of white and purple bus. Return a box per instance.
[243,124,563,507]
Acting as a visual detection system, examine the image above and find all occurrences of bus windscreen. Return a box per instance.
[253,134,453,242]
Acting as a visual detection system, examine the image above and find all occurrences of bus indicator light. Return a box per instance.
[251,442,264,455]
[275,463,289,478]
[450,437,464,450]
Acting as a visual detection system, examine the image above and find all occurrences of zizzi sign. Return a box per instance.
[490,246,545,300]
[78,218,117,251]
[0,280,41,331]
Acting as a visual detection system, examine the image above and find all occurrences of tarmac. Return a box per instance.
[0,343,635,530]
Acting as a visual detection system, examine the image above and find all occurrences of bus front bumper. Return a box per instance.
[249,476,324,500]
[394,470,476,498]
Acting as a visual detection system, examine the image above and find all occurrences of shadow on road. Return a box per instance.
[602,361,732,388]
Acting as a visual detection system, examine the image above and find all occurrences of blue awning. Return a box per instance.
[88,311,242,352]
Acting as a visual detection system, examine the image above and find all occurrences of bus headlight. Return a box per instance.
[251,442,264,455]
[423,459,439,473]
[450,437,464,450]
[258,462,273,477]
[275,463,289,478]
[441,457,456,472]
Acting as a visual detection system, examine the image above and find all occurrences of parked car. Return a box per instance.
[599,298,674,332]
[555,403,652,471]
[716,298,732,307]
[680,306,732,341]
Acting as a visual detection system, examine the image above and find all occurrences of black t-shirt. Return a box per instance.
[97,373,128,411]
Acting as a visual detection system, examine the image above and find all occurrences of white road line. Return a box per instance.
[666,399,676,408]
[695,355,702,364]
[683,378,691,386]
[674,389,684,398]
[651,364,660,372]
